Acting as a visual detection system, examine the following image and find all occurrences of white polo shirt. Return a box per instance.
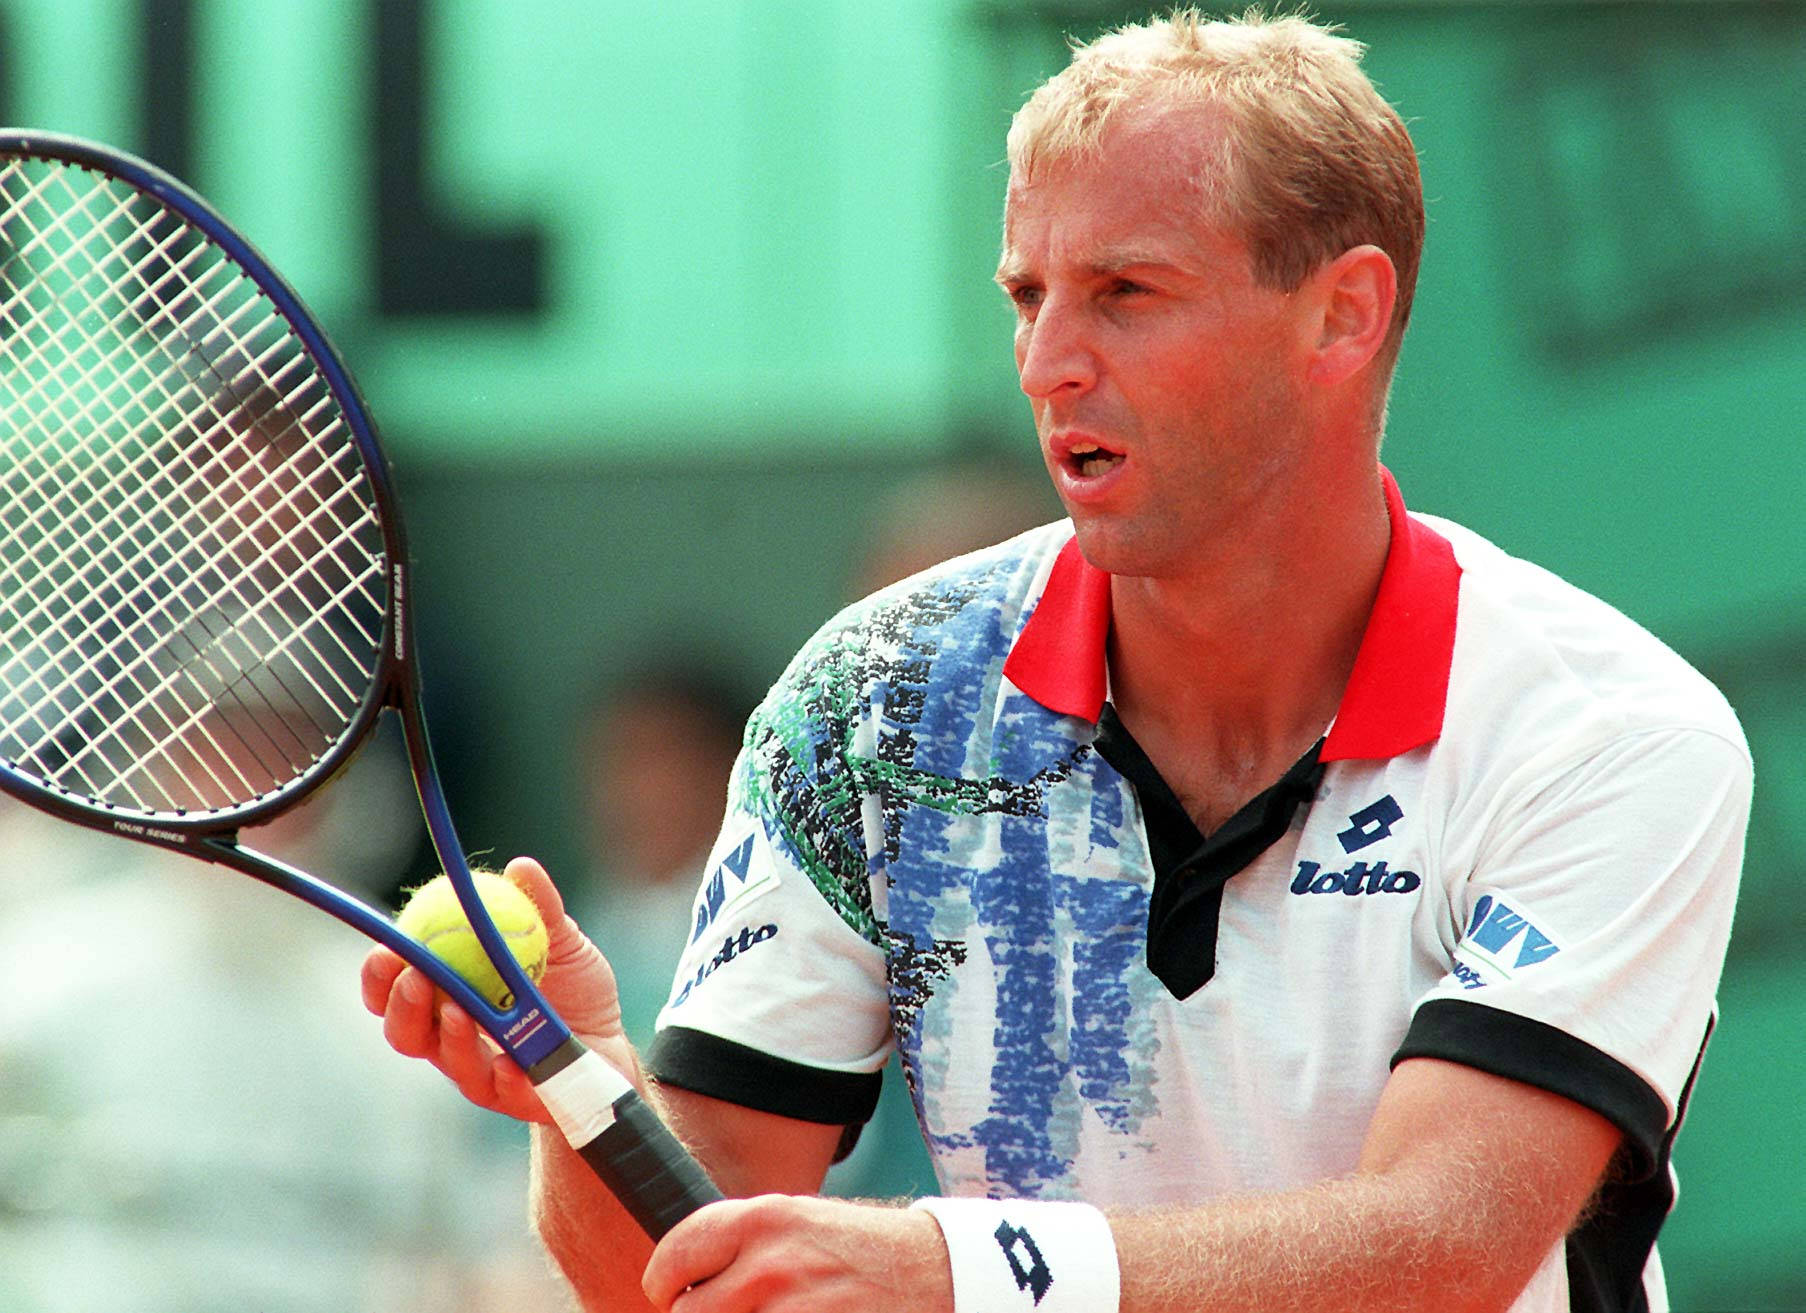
[648,470,1749,1313]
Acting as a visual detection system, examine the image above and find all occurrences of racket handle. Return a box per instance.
[578,1090,726,1238]
[529,1038,725,1239]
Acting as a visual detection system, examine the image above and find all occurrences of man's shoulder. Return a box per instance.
[1427,513,1746,755]
[730,521,1074,902]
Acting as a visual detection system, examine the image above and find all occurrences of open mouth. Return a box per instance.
[1066,441,1125,479]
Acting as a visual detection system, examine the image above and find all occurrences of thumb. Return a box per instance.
[500,855,594,963]
[500,853,568,928]
[501,854,628,1046]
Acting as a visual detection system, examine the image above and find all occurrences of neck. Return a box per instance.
[1106,466,1390,793]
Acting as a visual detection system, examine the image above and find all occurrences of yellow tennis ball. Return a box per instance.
[396,869,549,1008]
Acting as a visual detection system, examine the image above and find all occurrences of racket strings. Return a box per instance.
[0,157,387,816]
[0,174,324,560]
[5,337,375,661]
[0,218,373,812]
[5,356,377,718]
[6,447,378,809]
[19,183,387,796]
[0,236,316,809]
[0,183,213,412]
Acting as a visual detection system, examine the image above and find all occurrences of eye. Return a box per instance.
[1004,283,1043,313]
[1108,278,1151,298]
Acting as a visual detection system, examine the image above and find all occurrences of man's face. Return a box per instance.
[997,105,1317,581]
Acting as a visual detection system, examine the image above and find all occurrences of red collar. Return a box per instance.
[1001,468,1461,762]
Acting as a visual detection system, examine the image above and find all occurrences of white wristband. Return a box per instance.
[911,1196,1120,1313]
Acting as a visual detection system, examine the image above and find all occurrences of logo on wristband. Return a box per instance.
[994,1220,1053,1304]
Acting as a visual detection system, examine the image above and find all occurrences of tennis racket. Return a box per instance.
[0,130,721,1238]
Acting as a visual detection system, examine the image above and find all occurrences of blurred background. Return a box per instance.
[0,1,1799,1309]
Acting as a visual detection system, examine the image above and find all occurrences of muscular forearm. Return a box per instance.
[531,1123,660,1312]
[528,1059,697,1312]
[1091,1057,1626,1313]
[1112,1163,1553,1313]
[1111,1063,1622,1313]
[531,1075,847,1311]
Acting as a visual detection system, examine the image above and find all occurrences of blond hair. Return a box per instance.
[1007,8,1425,368]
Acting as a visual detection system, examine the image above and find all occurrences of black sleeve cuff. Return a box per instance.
[1392,998,1669,1180]
[646,1025,884,1127]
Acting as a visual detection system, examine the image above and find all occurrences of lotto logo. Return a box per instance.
[993,1220,1053,1305]
[1290,859,1422,896]
[671,923,779,1007]
[1337,794,1403,853]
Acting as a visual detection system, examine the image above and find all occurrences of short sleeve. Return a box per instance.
[1395,725,1750,1175]
[644,653,893,1127]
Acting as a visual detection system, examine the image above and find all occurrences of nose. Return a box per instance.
[1015,297,1096,400]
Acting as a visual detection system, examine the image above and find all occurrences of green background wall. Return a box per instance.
[2,2,1800,1308]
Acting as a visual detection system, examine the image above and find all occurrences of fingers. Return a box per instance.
[365,855,610,1123]
[642,1200,749,1312]
[359,944,406,1016]
[498,855,630,1044]
[380,964,439,1060]
[434,996,529,1116]
[362,945,550,1121]
[641,1197,953,1313]
[504,854,602,980]
[492,1048,540,1107]
[427,986,552,1121]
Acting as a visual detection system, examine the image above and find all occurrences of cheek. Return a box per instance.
[1125,341,1230,428]
[1158,319,1291,416]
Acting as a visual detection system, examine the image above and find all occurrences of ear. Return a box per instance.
[1304,245,1397,387]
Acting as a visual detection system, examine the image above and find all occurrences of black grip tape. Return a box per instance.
[579,1089,725,1239]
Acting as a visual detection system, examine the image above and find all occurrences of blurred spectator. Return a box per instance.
[850,458,1061,597]
[567,659,756,1049]
[0,723,569,1313]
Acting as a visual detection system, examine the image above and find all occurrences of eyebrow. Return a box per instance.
[994,247,1191,287]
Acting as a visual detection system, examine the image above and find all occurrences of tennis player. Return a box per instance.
[365,11,1749,1312]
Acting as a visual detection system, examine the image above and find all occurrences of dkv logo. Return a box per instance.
[1451,895,1561,989]
[690,833,776,944]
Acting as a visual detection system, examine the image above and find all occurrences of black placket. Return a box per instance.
[1092,705,1326,999]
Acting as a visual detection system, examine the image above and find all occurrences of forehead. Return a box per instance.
[999,102,1235,274]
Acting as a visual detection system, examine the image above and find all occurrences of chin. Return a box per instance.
[1068,520,1170,579]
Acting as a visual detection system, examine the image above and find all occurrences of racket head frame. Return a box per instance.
[0,129,571,1067]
